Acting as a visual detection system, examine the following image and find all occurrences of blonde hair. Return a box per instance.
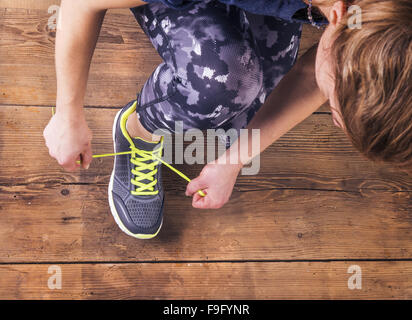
[331,0,412,169]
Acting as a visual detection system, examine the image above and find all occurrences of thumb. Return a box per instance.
[186,175,208,197]
[81,145,93,169]
[192,191,210,209]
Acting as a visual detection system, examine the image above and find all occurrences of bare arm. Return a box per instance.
[44,0,146,171]
[186,45,328,208]
[56,0,147,110]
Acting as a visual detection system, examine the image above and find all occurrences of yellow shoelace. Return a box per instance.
[52,107,205,197]
[130,146,161,195]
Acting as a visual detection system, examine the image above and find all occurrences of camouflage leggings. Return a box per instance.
[130,0,302,134]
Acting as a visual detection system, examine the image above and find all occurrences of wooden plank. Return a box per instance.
[0,0,135,14]
[298,24,323,57]
[0,106,409,192]
[0,261,411,299]
[0,0,60,10]
[0,7,161,107]
[0,7,321,107]
[0,181,411,262]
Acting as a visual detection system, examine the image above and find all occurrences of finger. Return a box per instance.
[59,158,79,172]
[192,192,202,204]
[60,155,81,172]
[81,147,93,169]
[186,176,208,196]
[192,192,210,209]
[75,155,82,167]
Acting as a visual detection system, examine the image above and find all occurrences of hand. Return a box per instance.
[185,160,242,209]
[43,107,93,171]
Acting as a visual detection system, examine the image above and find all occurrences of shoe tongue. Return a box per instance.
[131,137,160,151]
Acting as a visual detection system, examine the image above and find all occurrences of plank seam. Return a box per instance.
[1,181,410,192]
[1,258,412,265]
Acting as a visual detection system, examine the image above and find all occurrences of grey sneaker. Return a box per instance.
[108,100,164,239]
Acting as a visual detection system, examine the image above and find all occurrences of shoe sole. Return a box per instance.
[107,108,163,239]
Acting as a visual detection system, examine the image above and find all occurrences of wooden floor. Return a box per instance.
[0,0,411,299]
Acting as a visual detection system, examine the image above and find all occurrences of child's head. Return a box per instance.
[314,0,412,169]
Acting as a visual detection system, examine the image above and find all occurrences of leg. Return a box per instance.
[126,111,157,141]
[110,0,265,240]
[222,12,303,135]
[129,0,263,134]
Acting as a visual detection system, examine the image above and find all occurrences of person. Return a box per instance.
[43,0,411,239]
[186,0,412,209]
